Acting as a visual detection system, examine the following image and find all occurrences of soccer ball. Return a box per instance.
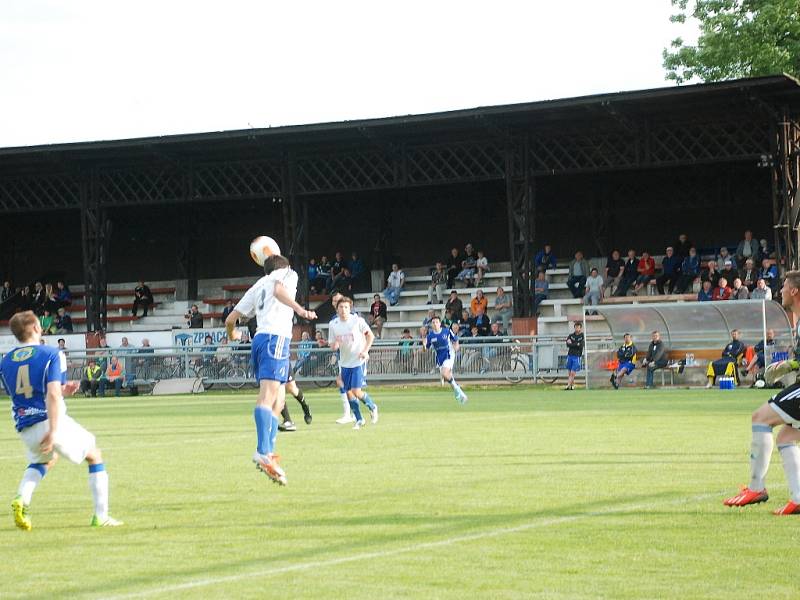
[249,236,281,266]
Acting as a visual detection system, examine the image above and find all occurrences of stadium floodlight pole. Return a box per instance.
[582,307,589,390]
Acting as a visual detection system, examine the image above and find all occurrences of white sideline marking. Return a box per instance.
[100,492,717,600]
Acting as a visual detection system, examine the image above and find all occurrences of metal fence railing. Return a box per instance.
[1,336,588,392]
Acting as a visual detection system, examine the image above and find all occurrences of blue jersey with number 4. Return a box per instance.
[426,328,457,365]
[0,345,65,432]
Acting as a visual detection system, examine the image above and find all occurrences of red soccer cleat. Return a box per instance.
[773,501,800,515]
[723,486,769,507]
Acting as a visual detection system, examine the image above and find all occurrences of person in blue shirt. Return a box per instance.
[423,315,467,404]
[534,244,557,272]
[610,333,637,390]
[656,246,682,294]
[697,280,714,301]
[0,311,122,529]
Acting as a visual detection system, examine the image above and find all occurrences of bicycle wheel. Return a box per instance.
[225,366,248,390]
[503,357,528,384]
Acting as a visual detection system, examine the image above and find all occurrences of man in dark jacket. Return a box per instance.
[132,281,153,317]
[706,329,746,387]
[642,331,668,389]
[656,246,682,295]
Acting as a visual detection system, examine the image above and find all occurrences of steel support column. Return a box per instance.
[282,153,309,306]
[505,135,535,318]
[773,112,800,272]
[80,171,110,332]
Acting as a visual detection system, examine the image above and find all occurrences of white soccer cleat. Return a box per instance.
[353,419,366,430]
[252,452,287,486]
[336,415,355,424]
[90,515,124,527]
[369,406,379,424]
[457,392,468,405]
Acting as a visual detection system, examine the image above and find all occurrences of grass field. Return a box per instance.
[1,385,799,599]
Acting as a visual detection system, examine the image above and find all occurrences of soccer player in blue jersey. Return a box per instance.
[226,254,317,486]
[328,296,378,429]
[0,311,122,529]
[610,333,637,390]
[424,315,468,404]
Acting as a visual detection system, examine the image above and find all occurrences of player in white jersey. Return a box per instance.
[328,296,378,429]
[225,254,317,485]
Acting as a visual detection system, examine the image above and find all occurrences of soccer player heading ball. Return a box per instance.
[725,271,800,515]
[0,311,122,529]
[225,254,317,486]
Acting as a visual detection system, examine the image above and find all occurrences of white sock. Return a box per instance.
[17,467,44,505]
[779,444,800,503]
[448,379,462,395]
[750,424,774,491]
[89,467,109,520]
[341,393,351,417]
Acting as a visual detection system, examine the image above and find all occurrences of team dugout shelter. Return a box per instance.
[0,75,799,331]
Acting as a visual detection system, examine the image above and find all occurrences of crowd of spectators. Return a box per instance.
[307,251,366,296]
[533,229,781,311]
[0,279,74,333]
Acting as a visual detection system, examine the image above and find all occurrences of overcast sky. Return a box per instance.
[0,1,699,148]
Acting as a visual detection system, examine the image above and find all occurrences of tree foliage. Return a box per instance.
[663,0,800,83]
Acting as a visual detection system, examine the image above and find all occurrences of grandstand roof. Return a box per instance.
[1,74,799,170]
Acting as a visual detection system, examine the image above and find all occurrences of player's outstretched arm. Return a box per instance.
[225,310,244,341]
[274,282,317,321]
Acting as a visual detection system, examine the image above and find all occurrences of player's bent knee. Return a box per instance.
[85,447,102,464]
[776,425,800,444]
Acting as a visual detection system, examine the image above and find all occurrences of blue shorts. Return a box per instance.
[251,333,291,383]
[617,361,635,374]
[566,355,582,373]
[340,364,367,391]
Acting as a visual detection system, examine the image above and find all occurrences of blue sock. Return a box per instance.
[339,386,346,394]
[360,393,376,411]
[254,406,271,455]
[268,413,279,454]
[349,399,363,422]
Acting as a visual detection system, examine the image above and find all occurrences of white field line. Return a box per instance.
[99,492,718,600]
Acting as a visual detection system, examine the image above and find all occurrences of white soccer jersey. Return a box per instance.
[328,315,371,368]
[234,267,298,338]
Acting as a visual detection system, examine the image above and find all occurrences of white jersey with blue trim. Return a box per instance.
[328,315,370,368]
[235,267,298,339]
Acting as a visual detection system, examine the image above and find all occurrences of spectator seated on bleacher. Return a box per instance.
[422,310,435,327]
[315,256,331,292]
[674,233,692,259]
[442,309,455,329]
[584,268,603,313]
[740,259,758,291]
[326,251,347,293]
[384,263,406,306]
[759,258,779,294]
[744,329,776,383]
[736,229,760,268]
[307,258,318,288]
[712,278,732,301]
[39,310,55,335]
[132,281,153,317]
[697,281,713,301]
[1,280,11,303]
[32,282,45,315]
[457,309,471,332]
[470,306,491,337]
[56,281,72,307]
[605,250,624,296]
[80,360,102,397]
[615,249,638,297]
[674,247,700,294]
[331,267,353,295]
[567,251,590,299]
[43,283,60,314]
[717,246,733,269]
[532,271,549,316]
[18,286,32,311]
[656,246,681,294]
[445,290,463,322]
[705,330,746,387]
[493,287,513,334]
[642,331,669,389]
[100,356,125,397]
[732,278,750,300]
[474,250,489,287]
[720,258,738,287]
[427,261,447,305]
[368,294,387,339]
[751,278,773,301]
[759,238,771,259]
[186,304,204,328]
[701,260,721,289]
[348,252,365,290]
[470,289,488,316]
[54,307,73,333]
[633,251,655,295]
[456,252,477,287]
[534,244,557,272]
[446,247,462,288]
[222,299,237,325]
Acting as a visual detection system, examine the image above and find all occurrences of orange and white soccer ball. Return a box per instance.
[249,236,281,266]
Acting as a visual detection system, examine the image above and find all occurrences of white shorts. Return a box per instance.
[439,358,455,372]
[18,415,96,464]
